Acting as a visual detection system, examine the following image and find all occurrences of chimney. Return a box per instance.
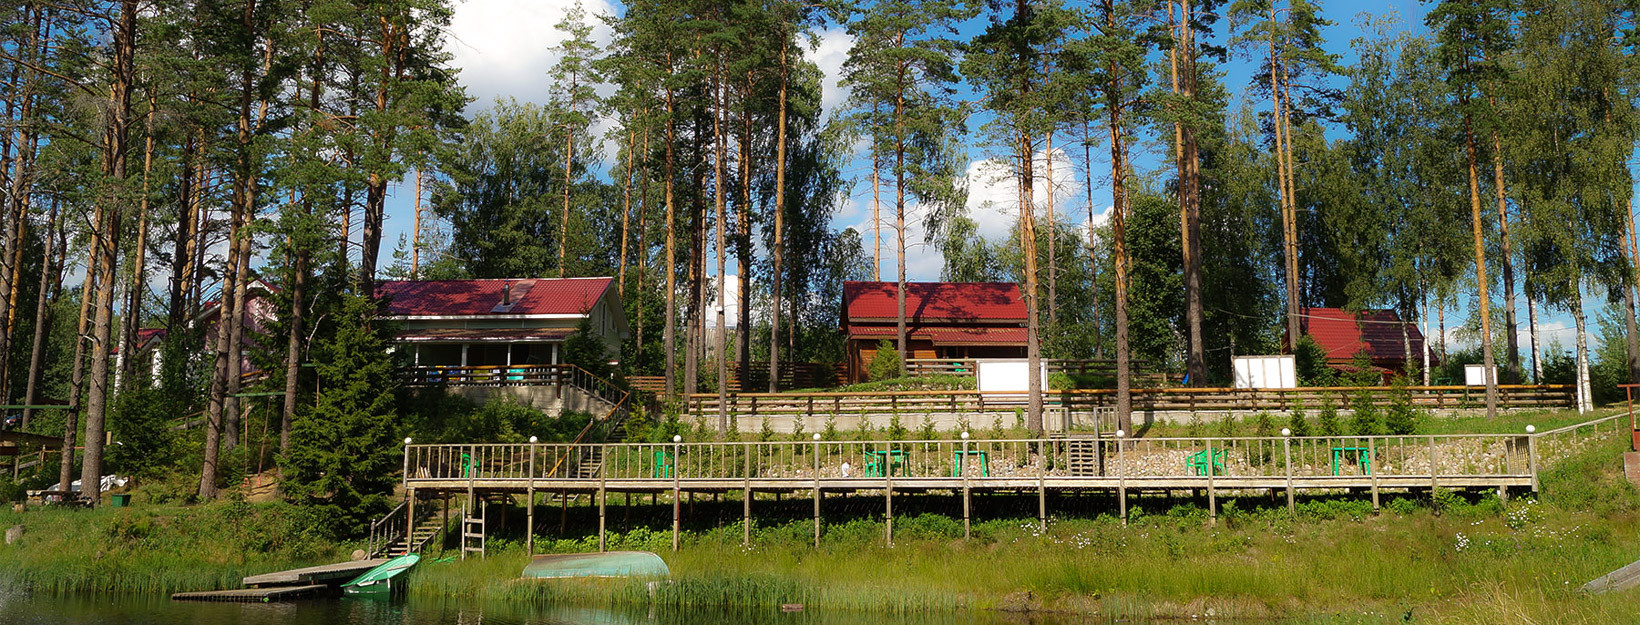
[502,281,512,306]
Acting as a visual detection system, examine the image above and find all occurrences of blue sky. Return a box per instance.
[383,0,1619,358]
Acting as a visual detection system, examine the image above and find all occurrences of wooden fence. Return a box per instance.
[630,362,847,394]
[684,384,1574,421]
[400,364,627,408]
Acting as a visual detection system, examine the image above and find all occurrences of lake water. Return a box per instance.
[0,593,1102,625]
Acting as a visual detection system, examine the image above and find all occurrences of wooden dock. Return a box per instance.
[171,584,329,603]
[171,559,386,603]
[242,559,387,587]
[390,412,1629,554]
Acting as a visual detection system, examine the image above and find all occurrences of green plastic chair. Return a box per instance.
[1185,448,1226,476]
[653,450,675,478]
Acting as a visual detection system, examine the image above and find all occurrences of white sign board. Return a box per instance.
[976,359,1048,393]
[1232,355,1297,389]
[1464,364,1497,386]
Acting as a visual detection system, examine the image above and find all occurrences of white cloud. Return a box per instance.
[808,27,854,121]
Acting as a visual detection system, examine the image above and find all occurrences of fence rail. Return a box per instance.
[401,364,626,407]
[682,384,1573,421]
[400,417,1622,487]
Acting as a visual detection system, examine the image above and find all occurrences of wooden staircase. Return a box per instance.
[1066,437,1105,477]
[381,512,446,557]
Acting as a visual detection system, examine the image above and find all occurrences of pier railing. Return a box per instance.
[401,427,1609,488]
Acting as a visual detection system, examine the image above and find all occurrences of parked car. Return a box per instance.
[2,412,18,430]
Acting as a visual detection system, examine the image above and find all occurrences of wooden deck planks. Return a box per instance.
[241,559,386,588]
[172,584,329,603]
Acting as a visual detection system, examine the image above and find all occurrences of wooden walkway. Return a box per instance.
[241,559,386,587]
[398,412,1628,553]
[172,585,329,603]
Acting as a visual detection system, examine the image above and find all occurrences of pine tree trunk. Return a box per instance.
[81,0,139,505]
[712,65,729,436]
[60,252,97,494]
[871,148,882,281]
[1171,0,1206,386]
[281,250,305,453]
[1269,9,1299,351]
[199,216,243,500]
[1462,117,1498,419]
[169,133,200,333]
[1489,128,1519,383]
[1020,127,1043,435]
[736,84,753,375]
[20,200,58,430]
[663,78,678,397]
[768,40,789,393]
[894,86,909,377]
[1104,0,1132,434]
[118,104,157,384]
[1626,202,1640,384]
[559,94,576,278]
[1082,119,1101,359]
[619,124,637,294]
[1046,131,1057,328]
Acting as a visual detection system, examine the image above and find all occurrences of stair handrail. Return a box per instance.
[544,388,631,479]
[367,498,410,558]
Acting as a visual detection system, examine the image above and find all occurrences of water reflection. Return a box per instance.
[0,593,1100,625]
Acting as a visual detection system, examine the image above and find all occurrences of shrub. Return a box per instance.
[1384,381,1422,435]
[1287,404,1311,437]
[1317,396,1342,436]
[1349,390,1383,436]
[868,339,901,382]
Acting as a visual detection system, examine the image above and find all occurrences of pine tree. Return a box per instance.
[280,291,401,533]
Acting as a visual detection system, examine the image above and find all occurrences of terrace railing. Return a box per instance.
[401,363,626,408]
[402,424,1612,488]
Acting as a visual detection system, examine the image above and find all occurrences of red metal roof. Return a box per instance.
[844,325,1027,346]
[1301,308,1428,363]
[843,281,1026,324]
[377,278,612,317]
[395,328,576,342]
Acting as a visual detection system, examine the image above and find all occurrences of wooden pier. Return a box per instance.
[398,412,1628,554]
[171,584,330,603]
[171,559,386,603]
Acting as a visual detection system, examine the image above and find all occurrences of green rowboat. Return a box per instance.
[341,553,419,598]
[521,551,670,580]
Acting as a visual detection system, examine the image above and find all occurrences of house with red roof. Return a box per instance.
[379,277,628,369]
[841,281,1028,383]
[1299,307,1432,375]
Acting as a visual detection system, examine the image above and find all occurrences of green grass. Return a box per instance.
[5,424,1638,623]
[403,434,1640,622]
[0,497,345,595]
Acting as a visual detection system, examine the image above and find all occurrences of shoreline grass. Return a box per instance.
[3,420,1638,622]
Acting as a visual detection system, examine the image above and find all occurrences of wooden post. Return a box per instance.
[598,480,607,552]
[405,489,416,556]
[812,436,821,548]
[1117,435,1127,524]
[1037,440,1046,532]
[962,435,972,539]
[672,438,682,551]
[526,442,535,554]
[1368,437,1380,512]
[1528,430,1540,492]
[1206,437,1217,524]
[1428,435,1439,493]
[1283,433,1294,514]
[743,446,752,547]
[884,449,894,548]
